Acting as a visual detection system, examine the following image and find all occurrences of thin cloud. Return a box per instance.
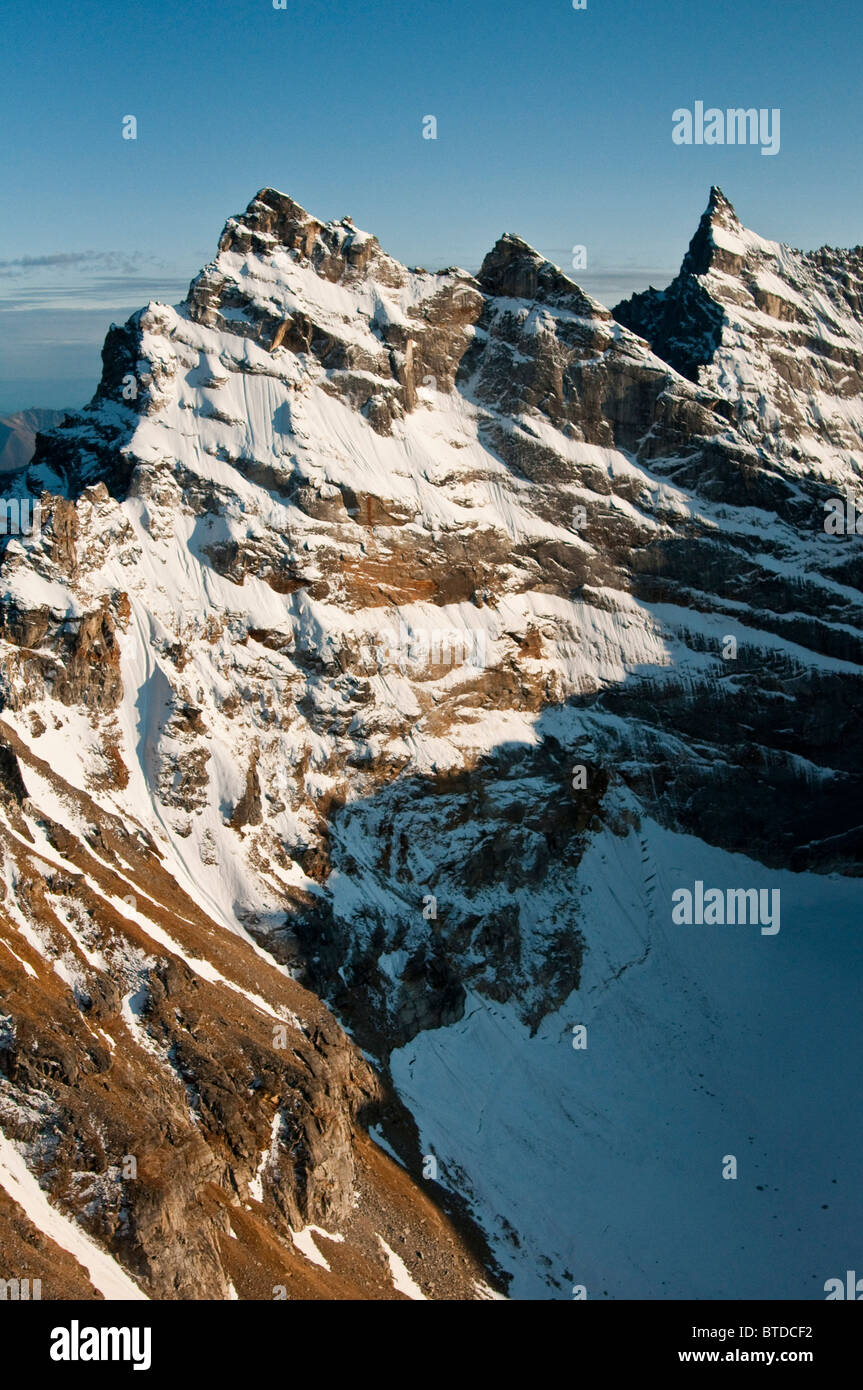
[0,251,167,278]
[579,270,677,292]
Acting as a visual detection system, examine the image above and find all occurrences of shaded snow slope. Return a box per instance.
[391,813,863,1298]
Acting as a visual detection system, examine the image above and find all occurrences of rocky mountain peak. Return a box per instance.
[477,233,608,319]
[614,189,863,474]
[705,183,739,224]
[215,186,390,287]
[682,183,744,277]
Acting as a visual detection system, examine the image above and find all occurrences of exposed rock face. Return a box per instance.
[1,186,862,1298]
[614,184,863,470]
[0,726,495,1299]
[612,186,732,381]
[185,188,482,438]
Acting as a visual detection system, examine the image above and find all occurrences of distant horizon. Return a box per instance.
[0,176,855,417]
[2,175,856,420]
[0,215,682,417]
[3,0,861,414]
[0,184,688,416]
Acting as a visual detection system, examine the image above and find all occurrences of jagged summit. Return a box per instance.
[477,232,608,319]
[614,189,863,469]
[27,183,863,503]
[611,188,737,378]
[214,186,388,283]
[705,183,737,218]
[31,187,711,499]
[214,189,609,319]
[681,184,748,279]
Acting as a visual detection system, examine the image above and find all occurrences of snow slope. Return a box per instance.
[391,813,863,1298]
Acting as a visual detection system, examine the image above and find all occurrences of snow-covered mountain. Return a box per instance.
[615,186,863,478]
[0,186,860,1299]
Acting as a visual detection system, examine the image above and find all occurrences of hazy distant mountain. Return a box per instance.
[0,186,861,1300]
[0,407,69,473]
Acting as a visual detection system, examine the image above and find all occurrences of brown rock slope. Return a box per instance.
[0,723,500,1299]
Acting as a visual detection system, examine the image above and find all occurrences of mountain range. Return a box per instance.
[0,185,860,1300]
[0,409,68,474]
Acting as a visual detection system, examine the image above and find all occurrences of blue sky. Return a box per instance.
[1,0,860,413]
